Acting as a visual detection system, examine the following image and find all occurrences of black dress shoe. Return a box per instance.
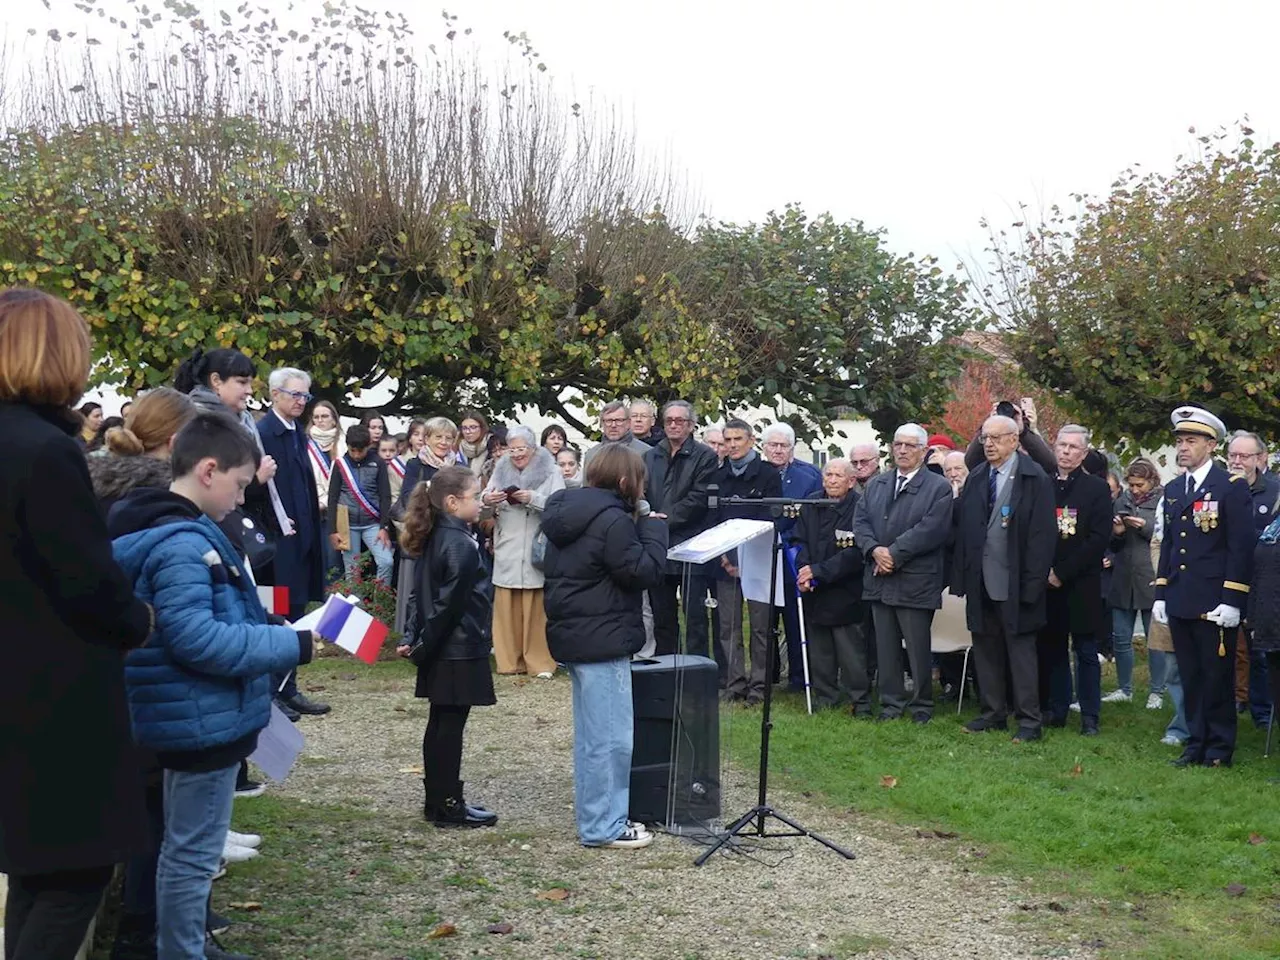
[282,693,331,716]
[1170,753,1198,768]
[273,697,301,722]
[912,712,931,725]
[1080,718,1100,737]
[1011,726,1042,743]
[876,713,900,723]
[962,717,1007,734]
[1045,715,1067,729]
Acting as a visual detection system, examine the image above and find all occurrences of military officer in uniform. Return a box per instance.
[1153,406,1255,768]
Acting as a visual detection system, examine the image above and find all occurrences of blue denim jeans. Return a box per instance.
[567,658,633,846]
[1111,607,1152,695]
[1163,654,1189,742]
[1149,648,1173,697]
[157,764,238,959]
[344,524,394,582]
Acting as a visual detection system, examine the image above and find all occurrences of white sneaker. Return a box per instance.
[221,842,260,864]
[226,830,261,849]
[1097,653,1107,664]
[1068,702,1081,713]
[603,823,653,849]
[536,671,554,680]
[1160,734,1185,747]
[1102,689,1132,703]
[1145,693,1163,710]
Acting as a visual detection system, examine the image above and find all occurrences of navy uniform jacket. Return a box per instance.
[1248,470,1280,533]
[1155,464,1254,618]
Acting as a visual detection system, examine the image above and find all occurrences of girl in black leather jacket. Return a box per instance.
[396,466,498,828]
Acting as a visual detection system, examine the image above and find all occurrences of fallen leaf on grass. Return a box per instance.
[915,829,959,840]
[428,922,457,939]
[486,923,514,935]
[397,766,425,775]
[227,902,262,912]
[513,677,530,687]
[393,705,407,713]
[304,685,326,692]
[1069,763,1083,778]
[879,775,898,789]
[1248,833,1266,845]
[971,849,988,859]
[1224,883,1248,898]
[536,888,569,901]
[533,716,548,726]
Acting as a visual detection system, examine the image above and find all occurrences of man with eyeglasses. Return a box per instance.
[848,442,882,496]
[853,424,954,723]
[254,366,330,717]
[1154,407,1254,768]
[1225,430,1277,729]
[644,400,719,656]
[584,400,651,467]
[630,399,666,447]
[953,414,1056,743]
[961,399,1056,476]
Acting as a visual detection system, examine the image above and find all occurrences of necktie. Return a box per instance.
[988,465,998,508]
[1186,474,1194,498]
[895,474,908,499]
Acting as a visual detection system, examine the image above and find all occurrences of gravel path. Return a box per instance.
[273,663,1096,960]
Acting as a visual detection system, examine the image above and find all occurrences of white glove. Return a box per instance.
[1152,600,1168,625]
[1205,604,1241,629]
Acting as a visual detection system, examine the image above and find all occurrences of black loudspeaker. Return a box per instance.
[629,654,721,824]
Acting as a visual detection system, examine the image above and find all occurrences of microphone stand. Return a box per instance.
[695,492,856,866]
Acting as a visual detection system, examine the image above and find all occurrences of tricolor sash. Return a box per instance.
[389,456,406,480]
[308,438,333,485]
[336,455,380,521]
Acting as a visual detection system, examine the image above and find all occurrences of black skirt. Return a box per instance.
[415,656,496,706]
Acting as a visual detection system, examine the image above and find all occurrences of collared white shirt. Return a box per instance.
[894,467,920,496]
[1185,460,1212,497]
[272,409,297,432]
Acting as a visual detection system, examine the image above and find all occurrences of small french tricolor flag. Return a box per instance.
[314,596,388,665]
[257,585,290,617]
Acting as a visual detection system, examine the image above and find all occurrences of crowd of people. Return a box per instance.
[5,286,1280,959]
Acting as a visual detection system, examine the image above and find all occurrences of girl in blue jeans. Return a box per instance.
[540,446,668,849]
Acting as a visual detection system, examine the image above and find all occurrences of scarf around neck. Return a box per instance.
[460,436,488,461]
[729,448,758,477]
[419,446,451,471]
[309,425,339,450]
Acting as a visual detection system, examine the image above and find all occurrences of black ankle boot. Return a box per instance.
[458,781,498,822]
[430,795,498,828]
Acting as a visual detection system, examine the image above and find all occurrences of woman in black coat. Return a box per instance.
[396,466,498,829]
[0,289,154,958]
[541,446,668,849]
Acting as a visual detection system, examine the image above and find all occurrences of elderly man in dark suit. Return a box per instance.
[1037,425,1113,735]
[853,423,954,723]
[953,414,1057,742]
[795,458,868,713]
[256,367,329,716]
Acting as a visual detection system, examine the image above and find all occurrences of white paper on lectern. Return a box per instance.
[666,518,774,565]
[739,528,786,605]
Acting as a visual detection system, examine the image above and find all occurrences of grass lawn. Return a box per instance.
[724,664,1280,960]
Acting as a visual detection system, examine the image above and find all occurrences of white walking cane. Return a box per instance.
[798,603,814,715]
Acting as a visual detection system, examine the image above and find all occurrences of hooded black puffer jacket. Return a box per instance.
[541,487,668,663]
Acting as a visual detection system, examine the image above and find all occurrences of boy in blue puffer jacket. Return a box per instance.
[112,413,314,960]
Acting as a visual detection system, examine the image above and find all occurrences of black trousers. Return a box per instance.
[871,604,936,718]
[1170,616,1237,763]
[4,865,114,960]
[422,704,471,805]
[972,595,1041,729]
[650,573,710,658]
[808,621,870,712]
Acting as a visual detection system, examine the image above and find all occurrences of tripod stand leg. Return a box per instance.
[766,808,857,860]
[693,806,768,867]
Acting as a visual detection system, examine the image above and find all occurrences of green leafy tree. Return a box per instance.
[980,124,1280,448]
[689,207,976,442]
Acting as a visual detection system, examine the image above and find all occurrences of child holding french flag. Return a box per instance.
[396,466,499,828]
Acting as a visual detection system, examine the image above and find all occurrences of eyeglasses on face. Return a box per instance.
[665,417,691,425]
[602,417,628,425]
[278,388,314,403]
[891,441,922,450]
[850,457,878,467]
[979,432,1017,443]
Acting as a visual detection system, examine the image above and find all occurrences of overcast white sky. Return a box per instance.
[6,0,1278,273]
